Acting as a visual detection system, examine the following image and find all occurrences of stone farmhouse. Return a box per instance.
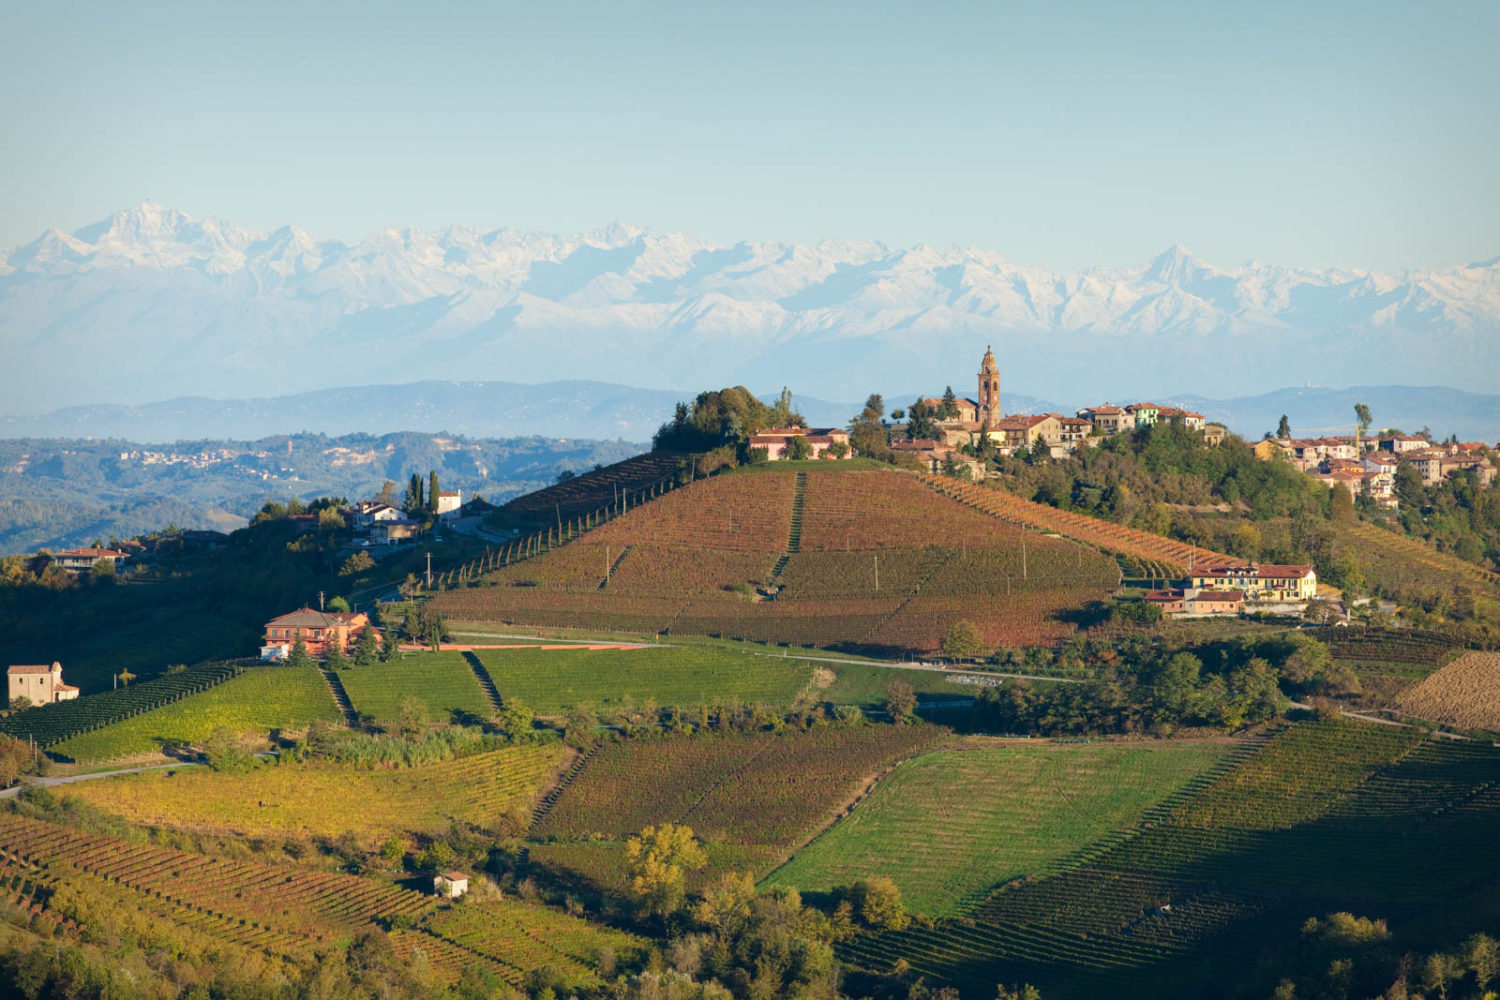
[7,662,80,706]
[261,608,380,660]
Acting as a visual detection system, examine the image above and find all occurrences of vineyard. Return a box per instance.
[432,467,1122,654]
[838,721,1500,999]
[1397,651,1500,731]
[473,645,814,715]
[338,652,495,723]
[0,813,435,946]
[0,661,241,747]
[47,665,342,763]
[765,742,1226,918]
[493,452,686,530]
[922,475,1236,575]
[54,744,566,846]
[530,726,947,890]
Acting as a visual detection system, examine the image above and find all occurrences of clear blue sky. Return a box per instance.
[2,0,1495,271]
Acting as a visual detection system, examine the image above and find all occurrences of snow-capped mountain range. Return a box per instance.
[4,202,1498,414]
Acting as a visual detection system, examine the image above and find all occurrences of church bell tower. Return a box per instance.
[977,346,1001,430]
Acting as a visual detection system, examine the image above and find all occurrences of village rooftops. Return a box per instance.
[1194,564,1314,579]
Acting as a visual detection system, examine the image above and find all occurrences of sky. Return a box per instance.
[1,0,1496,272]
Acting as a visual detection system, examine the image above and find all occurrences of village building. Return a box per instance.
[748,427,853,461]
[1203,424,1228,447]
[261,608,380,660]
[354,502,403,527]
[372,519,424,545]
[1252,439,1287,462]
[1077,404,1132,435]
[920,396,979,424]
[1125,403,1160,427]
[1143,589,1187,614]
[1381,434,1430,454]
[436,490,463,518]
[51,547,130,572]
[7,662,80,706]
[433,872,469,899]
[1155,406,1207,432]
[1184,589,1244,616]
[1189,564,1317,602]
[891,438,984,479]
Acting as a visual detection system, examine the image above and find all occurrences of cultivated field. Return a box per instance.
[1397,651,1500,731]
[433,467,1120,654]
[55,744,566,846]
[766,742,1227,917]
[47,666,341,762]
[473,645,814,714]
[339,651,494,722]
[422,896,648,987]
[840,721,1500,1000]
[0,662,241,747]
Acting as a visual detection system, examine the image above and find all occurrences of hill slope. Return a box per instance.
[431,466,1120,654]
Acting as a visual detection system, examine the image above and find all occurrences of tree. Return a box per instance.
[286,638,313,669]
[555,469,576,484]
[625,823,708,919]
[0,737,31,788]
[852,877,908,931]
[497,696,534,738]
[941,619,983,659]
[772,386,803,427]
[939,385,959,419]
[884,681,917,724]
[379,627,401,662]
[327,595,351,613]
[89,558,116,584]
[404,474,424,516]
[785,435,813,461]
[1276,414,1291,439]
[8,696,31,713]
[353,626,379,666]
[428,471,441,515]
[341,551,375,576]
[1394,461,1425,510]
[564,704,598,748]
[375,480,397,505]
[1354,402,1373,448]
[202,727,252,772]
[693,869,757,934]
[397,695,429,740]
[1328,482,1355,523]
[324,639,350,671]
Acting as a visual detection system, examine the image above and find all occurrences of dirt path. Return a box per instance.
[0,760,204,799]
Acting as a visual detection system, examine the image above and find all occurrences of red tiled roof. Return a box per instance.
[55,547,130,559]
[7,663,59,675]
[1189,589,1244,602]
[1194,564,1313,579]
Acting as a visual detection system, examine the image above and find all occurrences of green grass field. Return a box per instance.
[339,652,495,722]
[474,645,815,714]
[48,665,341,762]
[766,742,1226,917]
[55,744,566,846]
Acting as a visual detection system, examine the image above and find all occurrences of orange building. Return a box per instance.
[262,608,379,659]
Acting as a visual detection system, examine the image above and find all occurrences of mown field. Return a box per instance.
[48,665,341,762]
[55,743,566,846]
[432,467,1121,655]
[1397,651,1500,731]
[339,652,494,723]
[474,644,815,714]
[840,721,1500,1000]
[765,741,1228,918]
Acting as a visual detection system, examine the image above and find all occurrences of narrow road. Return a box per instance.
[0,760,204,799]
[1289,701,1475,740]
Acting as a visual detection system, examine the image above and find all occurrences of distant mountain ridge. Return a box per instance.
[5,377,1498,445]
[4,203,1497,411]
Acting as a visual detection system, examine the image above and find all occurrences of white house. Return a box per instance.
[434,871,469,899]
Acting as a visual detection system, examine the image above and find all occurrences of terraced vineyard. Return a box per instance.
[433,467,1120,654]
[493,452,686,530]
[839,721,1500,999]
[0,662,241,747]
[47,665,341,762]
[422,897,649,987]
[765,742,1227,918]
[473,645,814,714]
[56,744,566,846]
[338,652,495,723]
[0,813,434,946]
[923,475,1236,575]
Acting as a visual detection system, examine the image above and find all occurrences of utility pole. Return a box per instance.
[426,551,433,589]
[1022,541,1027,581]
[606,545,611,585]
[874,553,880,591]
[318,590,325,611]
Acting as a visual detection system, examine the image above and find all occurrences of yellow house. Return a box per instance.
[1190,564,1317,602]
[1252,439,1285,462]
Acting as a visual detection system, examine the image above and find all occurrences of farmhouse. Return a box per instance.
[1143,589,1186,614]
[262,608,380,659]
[436,490,463,518]
[372,519,424,545]
[1184,589,1244,616]
[52,547,130,572]
[433,871,469,899]
[748,427,852,461]
[1189,564,1317,602]
[7,662,80,706]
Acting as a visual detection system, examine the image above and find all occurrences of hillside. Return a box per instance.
[431,465,1121,655]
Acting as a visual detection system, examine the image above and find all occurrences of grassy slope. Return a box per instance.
[765,742,1226,917]
[48,665,340,762]
[55,744,566,846]
[339,651,494,723]
[475,645,815,714]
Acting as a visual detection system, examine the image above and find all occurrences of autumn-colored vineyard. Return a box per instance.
[921,475,1236,575]
[430,468,1121,653]
[1397,651,1500,731]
